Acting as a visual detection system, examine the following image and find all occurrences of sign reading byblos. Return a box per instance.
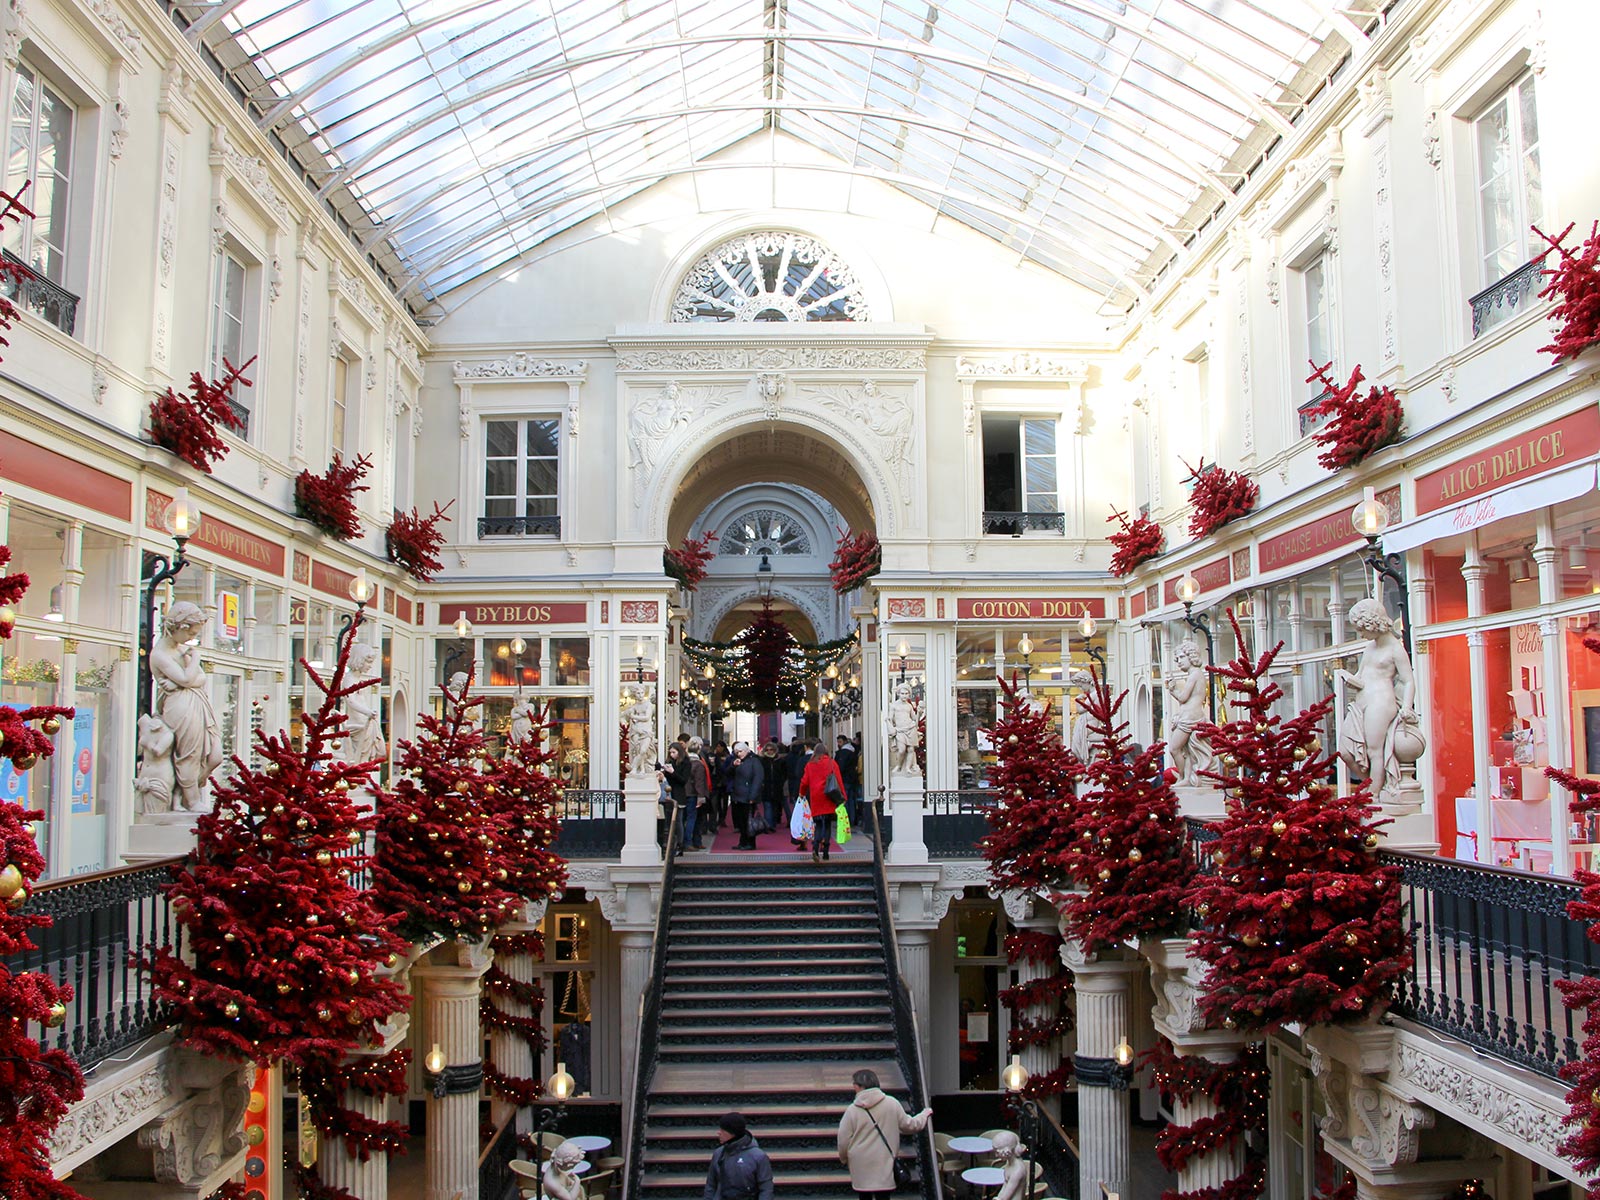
[437,601,590,626]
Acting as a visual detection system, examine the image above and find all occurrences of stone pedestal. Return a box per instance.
[621,772,663,866]
[1172,784,1224,820]
[886,773,927,864]
[1063,941,1141,1200]
[414,939,495,1200]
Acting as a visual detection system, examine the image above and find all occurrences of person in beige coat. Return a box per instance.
[837,1068,933,1200]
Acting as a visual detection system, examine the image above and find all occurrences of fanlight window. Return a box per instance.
[672,232,870,323]
[719,510,810,556]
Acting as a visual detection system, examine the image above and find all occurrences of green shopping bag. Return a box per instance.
[836,804,852,845]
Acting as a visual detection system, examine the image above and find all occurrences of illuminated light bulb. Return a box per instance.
[704,663,715,680]
[511,637,526,656]
[164,486,200,540]
[1176,573,1201,604]
[1113,1037,1134,1067]
[1017,635,1034,658]
[454,613,472,639]
[548,1061,575,1100]
[1078,613,1097,639]
[1001,1054,1029,1093]
[425,1043,446,1074]
[1350,486,1389,539]
[826,663,839,679]
[348,569,372,605]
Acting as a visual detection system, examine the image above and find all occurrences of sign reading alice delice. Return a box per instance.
[1415,407,1600,515]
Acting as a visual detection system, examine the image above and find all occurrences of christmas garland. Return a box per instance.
[1545,633,1600,1194]
[830,528,881,595]
[295,453,373,542]
[480,930,548,1113]
[149,357,256,474]
[386,501,454,582]
[1184,460,1258,539]
[300,1049,410,1161]
[1534,220,1600,362]
[681,619,857,714]
[1303,362,1404,471]
[1107,508,1165,577]
[998,931,1074,1099]
[664,529,716,592]
[1146,1040,1268,1200]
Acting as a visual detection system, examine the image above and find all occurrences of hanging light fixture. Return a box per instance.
[757,552,773,600]
[454,612,472,640]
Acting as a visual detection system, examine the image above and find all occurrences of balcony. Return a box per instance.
[226,396,251,439]
[982,510,1066,537]
[1297,388,1334,438]
[1,248,79,336]
[923,789,996,858]
[478,514,560,538]
[1471,258,1545,338]
[552,788,624,859]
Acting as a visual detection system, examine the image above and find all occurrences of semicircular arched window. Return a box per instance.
[671,232,871,323]
[718,510,811,556]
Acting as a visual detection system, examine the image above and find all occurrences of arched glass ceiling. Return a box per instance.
[179,0,1364,315]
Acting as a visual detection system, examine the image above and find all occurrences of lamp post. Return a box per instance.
[1175,573,1216,721]
[528,1063,577,1200]
[757,551,773,600]
[334,568,373,662]
[1077,613,1106,670]
[442,612,473,680]
[1015,634,1033,687]
[1350,486,1411,653]
[1002,1055,1042,1200]
[140,487,202,719]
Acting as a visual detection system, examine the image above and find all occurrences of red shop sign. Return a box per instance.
[955,597,1107,621]
[438,601,589,626]
[1416,407,1600,515]
[1163,557,1231,605]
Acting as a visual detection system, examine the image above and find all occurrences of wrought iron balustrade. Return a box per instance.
[982,511,1066,537]
[479,1113,518,1200]
[624,808,682,1200]
[553,788,624,859]
[1297,389,1334,438]
[925,790,996,859]
[0,248,78,335]
[478,514,561,538]
[1034,1104,1081,1200]
[226,396,251,438]
[1471,258,1545,337]
[12,858,184,1072]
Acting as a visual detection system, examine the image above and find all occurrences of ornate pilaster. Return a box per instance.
[414,939,495,1200]
[898,926,934,1067]
[618,928,655,1133]
[1063,939,1141,1200]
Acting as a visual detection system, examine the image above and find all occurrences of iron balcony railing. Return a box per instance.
[478,514,561,538]
[553,789,625,860]
[13,857,184,1072]
[924,790,996,859]
[1471,258,1545,338]
[226,396,251,438]
[1,248,78,336]
[1035,1104,1082,1200]
[1184,817,1597,1080]
[624,806,682,1200]
[479,1113,519,1200]
[982,511,1066,536]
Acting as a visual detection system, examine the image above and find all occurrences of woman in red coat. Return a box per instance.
[799,740,846,863]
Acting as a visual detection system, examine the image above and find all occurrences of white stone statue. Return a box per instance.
[508,696,539,747]
[149,601,223,811]
[1335,598,1424,811]
[1165,639,1215,787]
[990,1130,1030,1200]
[343,642,386,766]
[624,686,658,777]
[887,681,922,776]
[542,1141,587,1200]
[133,713,176,814]
[1066,668,1096,764]
[447,670,481,733]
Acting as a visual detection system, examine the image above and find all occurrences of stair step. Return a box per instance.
[663,978,886,995]
[667,942,881,958]
[659,1022,892,1040]
[666,954,883,969]
[638,1171,855,1197]
[645,1103,867,1125]
[657,1041,894,1061]
[659,990,890,1008]
[647,1126,840,1146]
[660,1008,892,1025]
[671,899,870,910]
[645,1148,857,1169]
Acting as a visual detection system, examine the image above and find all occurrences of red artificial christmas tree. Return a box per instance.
[295,452,373,542]
[830,527,881,594]
[663,529,716,592]
[386,500,454,582]
[1058,671,1194,954]
[1544,632,1600,1194]
[1534,221,1600,362]
[484,727,568,904]
[1107,508,1165,577]
[0,537,82,1200]
[982,674,1083,894]
[1189,614,1409,1033]
[998,930,1074,1101]
[372,672,520,942]
[1303,362,1404,472]
[1145,1040,1269,1200]
[1184,460,1259,539]
[148,357,256,474]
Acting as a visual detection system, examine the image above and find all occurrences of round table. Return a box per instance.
[572,1161,592,1175]
[962,1166,1005,1195]
[948,1136,994,1162]
[570,1136,612,1154]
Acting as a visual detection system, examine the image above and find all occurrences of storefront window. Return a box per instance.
[252,587,279,660]
[436,637,475,687]
[79,528,125,631]
[953,901,1006,1091]
[1267,582,1296,650]
[552,638,589,686]
[488,636,539,687]
[1298,572,1334,651]
[0,635,61,871]
[1566,613,1600,866]
[1555,494,1600,600]
[214,572,248,657]
[68,643,123,875]
[1478,513,1542,616]
[550,697,590,788]
[7,506,66,622]
[955,686,997,789]
[541,908,595,1097]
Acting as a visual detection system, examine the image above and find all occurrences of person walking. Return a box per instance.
[837,1068,933,1200]
[685,736,713,850]
[710,741,731,829]
[835,733,862,827]
[799,740,846,863]
[704,1113,773,1200]
[785,739,810,849]
[662,742,692,855]
[727,741,764,850]
[761,741,787,836]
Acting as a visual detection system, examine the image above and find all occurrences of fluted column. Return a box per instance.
[415,940,494,1200]
[618,928,655,1134]
[1172,1049,1244,1196]
[319,1079,392,1200]
[490,902,548,1134]
[897,926,933,1067]
[1064,943,1140,1200]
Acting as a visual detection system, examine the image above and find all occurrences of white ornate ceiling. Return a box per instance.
[180,0,1370,315]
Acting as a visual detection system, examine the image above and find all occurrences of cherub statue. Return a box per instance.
[1335,598,1424,808]
[623,686,657,776]
[1165,639,1215,787]
[133,713,176,814]
[343,642,386,766]
[542,1141,587,1200]
[508,695,539,746]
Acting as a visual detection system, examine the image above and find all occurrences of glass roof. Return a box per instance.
[178,0,1364,316]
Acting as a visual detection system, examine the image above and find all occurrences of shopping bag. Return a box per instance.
[836,804,853,845]
[790,797,814,841]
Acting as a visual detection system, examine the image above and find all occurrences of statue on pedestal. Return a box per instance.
[508,696,539,747]
[1336,598,1425,811]
[343,641,386,766]
[887,681,922,776]
[1165,639,1215,787]
[624,686,657,777]
[542,1142,587,1200]
[147,601,223,812]
[1066,667,1097,764]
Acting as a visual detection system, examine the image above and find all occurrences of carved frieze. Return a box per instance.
[211,126,289,227]
[615,346,925,372]
[955,353,1089,380]
[1394,1040,1570,1173]
[454,352,588,380]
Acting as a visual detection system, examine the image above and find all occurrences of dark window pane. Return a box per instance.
[525,459,557,498]
[526,418,559,457]
[485,420,518,458]
[484,460,516,498]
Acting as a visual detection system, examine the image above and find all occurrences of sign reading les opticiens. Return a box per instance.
[438,601,588,626]
[144,490,287,575]
[955,597,1107,620]
[1416,408,1600,515]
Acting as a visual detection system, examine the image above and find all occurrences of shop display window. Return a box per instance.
[1298,574,1334,651]
[213,572,248,656]
[7,506,66,622]
[68,643,123,876]
[1555,494,1600,600]
[488,635,539,687]
[1565,613,1600,869]
[0,635,60,871]
[552,638,589,686]
[539,908,595,1097]
[955,686,997,789]
[435,637,475,686]
[1477,513,1542,616]
[952,901,1006,1092]
[79,528,125,631]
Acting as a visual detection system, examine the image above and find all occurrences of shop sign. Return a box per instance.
[1130,591,1147,619]
[1,430,131,519]
[1163,557,1231,605]
[70,711,94,815]
[1416,407,1600,515]
[144,491,287,574]
[311,561,358,600]
[217,590,241,641]
[955,597,1107,620]
[1258,511,1362,572]
[438,601,588,626]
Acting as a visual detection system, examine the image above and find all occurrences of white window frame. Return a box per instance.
[977,412,1065,535]
[1284,231,1339,441]
[1019,417,1060,515]
[5,58,73,286]
[480,414,562,538]
[210,250,247,377]
[330,351,352,458]
[1473,69,1542,289]
[207,235,264,437]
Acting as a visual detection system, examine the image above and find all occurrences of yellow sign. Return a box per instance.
[219,590,241,642]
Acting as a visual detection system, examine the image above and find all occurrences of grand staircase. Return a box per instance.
[633,859,924,1200]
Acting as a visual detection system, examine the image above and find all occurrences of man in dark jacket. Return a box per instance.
[727,741,765,850]
[685,736,712,849]
[704,1113,773,1200]
[835,734,861,826]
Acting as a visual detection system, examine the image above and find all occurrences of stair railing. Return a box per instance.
[868,803,944,1200]
[623,805,683,1200]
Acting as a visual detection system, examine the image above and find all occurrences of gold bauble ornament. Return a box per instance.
[1128,848,1143,863]
[14,753,36,771]
[1242,934,1261,947]
[1271,819,1287,835]
[347,1008,364,1025]
[497,868,508,880]
[248,1125,266,1147]
[1308,739,1321,754]
[347,969,360,985]
[347,830,362,845]
[427,831,439,841]
[41,716,61,736]
[1281,896,1294,910]
[407,813,419,824]
[484,784,497,796]
[316,851,332,866]
[1251,1006,1265,1017]
[272,804,286,815]
[265,762,280,776]
[1251,845,1264,859]
[1008,735,1018,744]
[224,932,236,942]
[45,1000,67,1027]
[261,832,275,842]
[1081,830,1092,840]
[457,879,472,893]
[249,1093,267,1115]
[1223,1017,1237,1030]
[386,954,399,968]
[1255,722,1268,733]
[0,863,23,899]
[306,914,318,925]
[1364,833,1380,848]
[278,983,292,995]
[224,1001,241,1018]
[1292,747,1308,761]
[296,817,310,830]
[318,1008,332,1021]
[1288,961,1302,974]
[1098,868,1112,881]
[1345,931,1360,946]
[1222,754,1238,767]
[334,778,350,792]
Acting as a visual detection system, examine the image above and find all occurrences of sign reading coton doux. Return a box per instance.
[438,601,589,625]
[955,597,1107,620]
[1416,408,1600,515]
